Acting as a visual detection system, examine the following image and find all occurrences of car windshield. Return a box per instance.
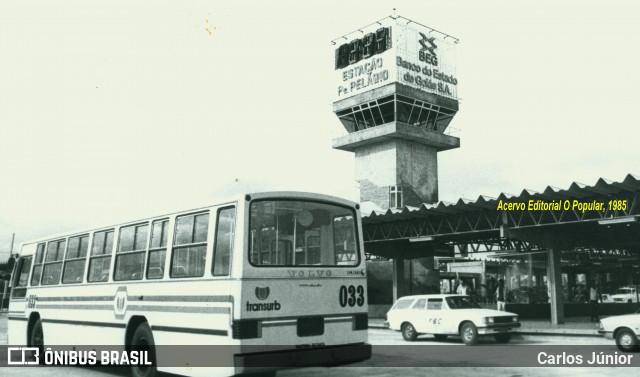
[445,296,482,309]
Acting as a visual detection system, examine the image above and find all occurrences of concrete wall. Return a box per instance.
[355,138,439,208]
[396,139,438,205]
[354,140,398,188]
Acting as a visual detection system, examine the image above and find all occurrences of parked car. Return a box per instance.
[610,287,639,303]
[385,294,520,345]
[598,311,640,351]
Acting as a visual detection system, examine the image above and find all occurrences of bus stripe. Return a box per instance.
[249,313,367,322]
[38,296,112,302]
[42,318,126,328]
[37,304,113,310]
[151,325,228,336]
[139,295,233,303]
[8,317,28,321]
[33,304,230,314]
[325,318,353,323]
[35,295,233,303]
[261,317,353,327]
[262,321,296,328]
[127,305,230,314]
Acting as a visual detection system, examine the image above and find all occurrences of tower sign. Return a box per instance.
[332,16,461,210]
[333,19,459,102]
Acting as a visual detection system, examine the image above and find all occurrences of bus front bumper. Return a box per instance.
[234,343,372,373]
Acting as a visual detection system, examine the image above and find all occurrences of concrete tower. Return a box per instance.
[331,17,460,211]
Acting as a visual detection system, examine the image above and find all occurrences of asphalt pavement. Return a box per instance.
[368,316,603,336]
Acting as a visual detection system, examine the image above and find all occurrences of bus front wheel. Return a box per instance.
[130,322,157,377]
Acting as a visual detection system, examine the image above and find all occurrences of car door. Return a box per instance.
[410,298,428,332]
[425,298,444,334]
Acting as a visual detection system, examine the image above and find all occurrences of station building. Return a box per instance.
[330,16,640,324]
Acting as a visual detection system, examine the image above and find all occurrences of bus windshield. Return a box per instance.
[249,199,359,267]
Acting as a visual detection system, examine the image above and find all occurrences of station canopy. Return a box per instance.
[361,174,640,267]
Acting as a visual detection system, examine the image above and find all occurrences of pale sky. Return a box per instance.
[1,0,639,257]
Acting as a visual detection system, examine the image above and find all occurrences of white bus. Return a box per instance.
[8,192,371,376]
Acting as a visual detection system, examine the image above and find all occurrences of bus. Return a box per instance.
[8,192,371,376]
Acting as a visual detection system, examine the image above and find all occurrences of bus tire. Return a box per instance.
[130,322,157,377]
[29,318,44,347]
[401,322,418,341]
[29,318,44,364]
[460,322,478,345]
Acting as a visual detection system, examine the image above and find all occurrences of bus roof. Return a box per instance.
[17,191,358,252]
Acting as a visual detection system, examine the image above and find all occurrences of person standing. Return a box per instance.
[457,280,469,295]
[495,279,506,311]
[589,283,599,322]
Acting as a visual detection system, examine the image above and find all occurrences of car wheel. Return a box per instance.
[434,334,448,342]
[130,322,157,377]
[401,322,418,341]
[460,322,479,345]
[494,333,511,343]
[615,328,639,352]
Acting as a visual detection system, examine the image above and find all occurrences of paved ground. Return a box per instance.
[0,313,635,377]
[368,317,603,336]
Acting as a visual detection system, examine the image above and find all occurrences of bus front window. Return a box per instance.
[249,200,359,267]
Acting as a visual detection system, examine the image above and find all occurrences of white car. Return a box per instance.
[610,287,639,303]
[598,311,640,351]
[385,294,520,345]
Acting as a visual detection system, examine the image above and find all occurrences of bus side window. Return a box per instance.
[11,256,32,299]
[212,207,235,276]
[114,223,148,281]
[42,239,66,286]
[30,243,45,286]
[171,212,209,278]
[16,257,32,287]
[88,230,114,282]
[147,219,168,279]
[62,235,89,284]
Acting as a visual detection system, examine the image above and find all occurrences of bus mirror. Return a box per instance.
[296,211,314,227]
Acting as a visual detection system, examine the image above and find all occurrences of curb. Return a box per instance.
[369,323,601,337]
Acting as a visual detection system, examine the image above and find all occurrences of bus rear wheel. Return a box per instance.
[29,318,44,348]
[29,318,44,364]
[130,322,157,377]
